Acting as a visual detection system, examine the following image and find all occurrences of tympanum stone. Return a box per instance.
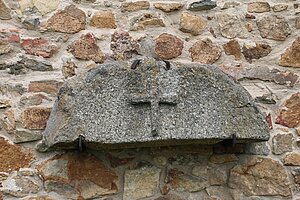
[40,58,269,150]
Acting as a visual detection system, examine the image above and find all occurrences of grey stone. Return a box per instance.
[245,142,270,155]
[7,57,53,75]
[13,129,42,143]
[188,0,217,11]
[41,58,269,150]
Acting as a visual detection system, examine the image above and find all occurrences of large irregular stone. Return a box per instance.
[188,0,217,11]
[0,137,33,173]
[32,0,59,15]
[44,5,86,33]
[90,11,116,29]
[21,38,58,58]
[276,93,300,128]
[283,153,300,166]
[153,3,184,12]
[272,133,293,155]
[229,157,292,197]
[0,40,12,55]
[0,0,11,20]
[121,1,150,12]
[111,30,139,60]
[68,33,105,63]
[189,38,221,64]
[155,33,183,60]
[40,58,269,150]
[28,80,63,95]
[21,107,51,130]
[242,42,272,62]
[167,169,208,192]
[179,12,207,35]
[216,13,247,39]
[279,37,300,68]
[124,166,160,200]
[223,39,241,60]
[129,13,165,31]
[247,2,270,13]
[220,66,299,87]
[257,15,291,41]
[38,152,118,199]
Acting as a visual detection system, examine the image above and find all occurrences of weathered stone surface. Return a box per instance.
[13,129,42,143]
[296,17,300,29]
[272,4,288,12]
[40,58,269,150]
[229,157,292,197]
[242,42,272,62]
[19,94,47,107]
[154,3,184,12]
[279,37,300,68]
[155,33,183,60]
[90,11,116,29]
[0,0,11,20]
[179,12,207,35]
[44,5,86,33]
[276,93,300,128]
[1,173,41,197]
[32,0,59,15]
[0,99,11,108]
[121,1,150,12]
[216,13,247,39]
[283,153,300,166]
[124,166,159,200]
[166,169,208,192]
[154,194,184,200]
[209,154,238,164]
[245,142,270,155]
[129,13,165,31]
[21,38,58,58]
[189,38,221,64]
[257,15,291,41]
[206,186,233,200]
[220,65,299,87]
[188,0,217,11]
[222,1,240,9]
[223,39,241,60]
[247,2,270,13]
[62,60,77,79]
[1,109,16,133]
[7,57,53,75]
[111,30,139,60]
[0,137,33,172]
[0,40,12,55]
[21,107,51,129]
[68,33,105,63]
[272,133,293,155]
[192,165,227,186]
[28,80,63,95]
[38,152,118,199]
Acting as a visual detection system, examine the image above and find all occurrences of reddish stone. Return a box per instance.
[28,80,63,95]
[68,33,105,63]
[21,107,51,129]
[242,42,272,62]
[276,93,300,128]
[0,137,33,172]
[155,33,183,60]
[223,39,241,60]
[44,5,86,33]
[279,37,300,68]
[21,38,58,58]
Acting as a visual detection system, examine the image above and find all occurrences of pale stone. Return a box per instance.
[279,37,300,68]
[0,0,11,20]
[0,40,12,55]
[296,17,300,29]
[206,186,234,200]
[222,1,240,9]
[272,4,288,12]
[179,12,207,35]
[13,129,42,143]
[272,133,293,155]
[129,13,165,31]
[124,166,160,200]
[32,0,59,15]
[229,157,292,197]
[90,11,117,29]
[1,109,16,133]
[209,154,238,164]
[248,2,270,13]
[154,3,184,12]
[257,15,291,41]
[216,13,247,39]
[283,152,300,166]
[121,1,150,12]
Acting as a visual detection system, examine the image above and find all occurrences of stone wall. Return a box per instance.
[0,0,300,199]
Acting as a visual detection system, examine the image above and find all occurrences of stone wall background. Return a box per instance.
[0,0,300,199]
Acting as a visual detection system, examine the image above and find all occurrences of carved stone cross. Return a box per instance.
[130,65,178,137]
